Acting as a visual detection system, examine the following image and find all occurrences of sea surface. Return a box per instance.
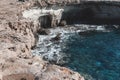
[62,30,120,80]
[32,25,120,80]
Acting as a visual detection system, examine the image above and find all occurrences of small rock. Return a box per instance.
[38,29,50,35]
[59,20,67,26]
[51,33,61,41]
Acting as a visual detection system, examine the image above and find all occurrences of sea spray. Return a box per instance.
[32,25,107,64]
[22,4,115,65]
[32,27,77,64]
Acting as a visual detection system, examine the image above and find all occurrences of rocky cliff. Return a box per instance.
[0,0,84,80]
[24,0,120,8]
[1,0,120,80]
[29,0,120,25]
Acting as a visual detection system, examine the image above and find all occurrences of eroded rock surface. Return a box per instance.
[1,0,120,80]
[0,0,84,80]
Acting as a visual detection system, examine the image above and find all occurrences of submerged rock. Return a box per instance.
[78,30,97,36]
[51,33,61,41]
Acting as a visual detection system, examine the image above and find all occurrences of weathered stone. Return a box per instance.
[51,33,61,41]
[0,0,85,80]
[59,20,67,26]
[3,73,34,80]
[38,29,50,35]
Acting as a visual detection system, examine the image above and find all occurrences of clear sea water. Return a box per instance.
[62,30,120,80]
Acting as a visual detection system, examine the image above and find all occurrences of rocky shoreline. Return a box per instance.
[1,0,120,80]
[0,0,84,80]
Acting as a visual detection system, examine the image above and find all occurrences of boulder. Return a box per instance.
[38,28,50,35]
[59,20,67,26]
[51,33,61,41]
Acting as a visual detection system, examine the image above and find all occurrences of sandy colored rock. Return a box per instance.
[0,0,84,80]
[2,0,119,79]
[3,73,34,80]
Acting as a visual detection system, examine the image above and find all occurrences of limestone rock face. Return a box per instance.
[1,0,120,80]
[28,0,120,7]
[3,73,35,80]
[0,0,84,80]
[31,0,80,7]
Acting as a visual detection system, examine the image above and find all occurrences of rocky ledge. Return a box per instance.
[0,0,84,80]
[2,0,120,80]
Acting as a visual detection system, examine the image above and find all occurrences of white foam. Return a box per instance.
[96,26,106,31]
[32,25,108,64]
[26,8,109,64]
[32,27,76,64]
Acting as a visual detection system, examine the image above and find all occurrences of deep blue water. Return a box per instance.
[63,30,120,80]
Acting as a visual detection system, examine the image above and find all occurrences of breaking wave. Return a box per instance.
[32,24,109,64]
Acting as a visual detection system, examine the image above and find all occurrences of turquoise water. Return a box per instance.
[63,30,120,80]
